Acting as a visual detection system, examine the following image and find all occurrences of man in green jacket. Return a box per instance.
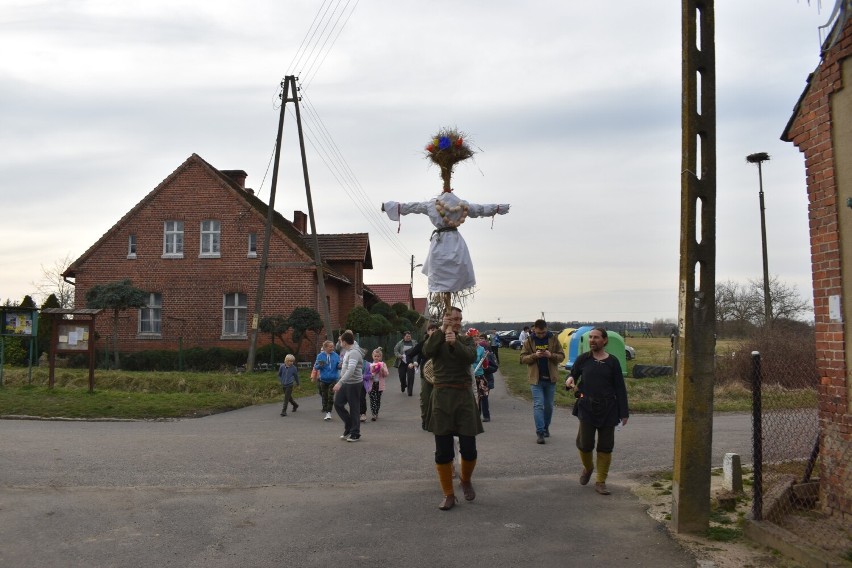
[519,319,566,444]
[423,306,483,511]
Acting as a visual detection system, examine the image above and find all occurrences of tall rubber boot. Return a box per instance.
[459,459,476,501]
[596,452,612,483]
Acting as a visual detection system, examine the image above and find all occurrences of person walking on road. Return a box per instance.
[490,329,501,364]
[393,331,417,395]
[565,327,629,495]
[404,323,439,430]
[333,331,365,442]
[277,354,300,416]
[520,319,565,444]
[367,347,389,421]
[423,307,482,511]
[313,340,340,421]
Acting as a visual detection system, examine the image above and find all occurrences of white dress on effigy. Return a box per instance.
[382,192,510,294]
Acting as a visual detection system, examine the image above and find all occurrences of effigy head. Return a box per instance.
[424,127,475,192]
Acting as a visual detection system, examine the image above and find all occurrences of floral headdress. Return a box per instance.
[424,127,475,192]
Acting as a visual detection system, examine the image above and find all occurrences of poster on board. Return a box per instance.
[3,309,34,336]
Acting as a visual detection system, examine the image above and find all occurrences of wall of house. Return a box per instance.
[72,159,350,361]
[785,23,852,516]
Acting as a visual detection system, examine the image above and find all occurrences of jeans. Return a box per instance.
[530,380,556,434]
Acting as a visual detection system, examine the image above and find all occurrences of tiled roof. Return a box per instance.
[63,154,353,285]
[367,283,412,307]
[301,233,372,269]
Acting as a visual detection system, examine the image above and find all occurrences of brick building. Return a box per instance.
[63,154,374,357]
[781,10,851,516]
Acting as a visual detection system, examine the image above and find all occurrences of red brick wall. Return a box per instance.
[72,157,363,361]
[785,23,852,516]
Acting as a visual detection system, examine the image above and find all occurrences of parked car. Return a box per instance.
[509,339,523,350]
[625,345,636,360]
[496,330,519,347]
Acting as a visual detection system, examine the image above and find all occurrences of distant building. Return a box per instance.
[63,153,373,357]
[366,283,414,310]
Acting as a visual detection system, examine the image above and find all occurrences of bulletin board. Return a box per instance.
[56,323,91,352]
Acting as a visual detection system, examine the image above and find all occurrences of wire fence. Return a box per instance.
[750,352,851,563]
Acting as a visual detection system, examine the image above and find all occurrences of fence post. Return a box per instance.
[751,351,763,521]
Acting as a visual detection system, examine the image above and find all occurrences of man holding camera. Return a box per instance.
[520,319,565,444]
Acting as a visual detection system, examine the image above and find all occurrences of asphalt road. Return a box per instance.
[0,371,753,567]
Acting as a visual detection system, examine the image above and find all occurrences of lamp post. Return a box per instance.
[746,152,772,327]
[410,255,423,300]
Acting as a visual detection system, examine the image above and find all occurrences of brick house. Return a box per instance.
[63,153,373,357]
[366,283,414,309]
[781,10,851,516]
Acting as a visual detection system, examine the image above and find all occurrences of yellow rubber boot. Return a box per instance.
[596,452,612,484]
[459,458,477,501]
[460,458,476,483]
[435,462,455,497]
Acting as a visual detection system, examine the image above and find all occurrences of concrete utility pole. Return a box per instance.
[674,0,716,534]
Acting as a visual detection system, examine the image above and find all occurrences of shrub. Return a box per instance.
[715,325,818,388]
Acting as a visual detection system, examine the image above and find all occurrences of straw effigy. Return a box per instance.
[424,127,475,192]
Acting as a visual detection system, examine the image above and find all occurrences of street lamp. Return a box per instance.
[410,255,423,296]
[746,152,772,326]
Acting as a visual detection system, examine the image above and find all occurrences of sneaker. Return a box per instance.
[371,415,377,421]
[324,412,332,421]
[482,417,490,422]
[340,432,350,440]
[536,433,545,444]
[360,414,367,422]
[280,411,287,417]
[346,435,361,442]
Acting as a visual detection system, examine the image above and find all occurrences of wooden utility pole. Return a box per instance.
[247,76,332,371]
[673,0,716,534]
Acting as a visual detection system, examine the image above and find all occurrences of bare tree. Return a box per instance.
[716,276,812,336]
[747,276,812,325]
[32,253,76,308]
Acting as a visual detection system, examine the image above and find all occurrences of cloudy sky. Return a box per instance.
[0,1,834,324]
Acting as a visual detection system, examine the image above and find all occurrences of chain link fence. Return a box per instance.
[748,350,851,563]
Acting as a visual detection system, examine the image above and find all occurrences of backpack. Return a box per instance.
[484,351,499,372]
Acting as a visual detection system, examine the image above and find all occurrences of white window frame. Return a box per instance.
[247,232,257,258]
[139,292,162,336]
[163,221,184,258]
[200,220,221,258]
[222,292,247,337]
[127,234,137,259]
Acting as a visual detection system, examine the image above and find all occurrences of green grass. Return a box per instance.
[0,336,816,418]
[0,367,316,419]
[499,338,815,413]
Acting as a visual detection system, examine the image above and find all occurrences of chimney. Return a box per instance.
[293,210,308,234]
[220,169,248,189]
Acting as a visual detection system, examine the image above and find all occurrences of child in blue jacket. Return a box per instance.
[278,354,300,416]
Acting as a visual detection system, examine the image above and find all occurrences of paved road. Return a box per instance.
[0,372,752,567]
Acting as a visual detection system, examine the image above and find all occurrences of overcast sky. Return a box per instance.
[0,1,834,324]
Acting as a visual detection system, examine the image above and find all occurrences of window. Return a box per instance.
[163,221,184,257]
[223,293,247,336]
[247,232,257,258]
[200,220,221,257]
[139,293,162,335]
[128,234,137,259]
